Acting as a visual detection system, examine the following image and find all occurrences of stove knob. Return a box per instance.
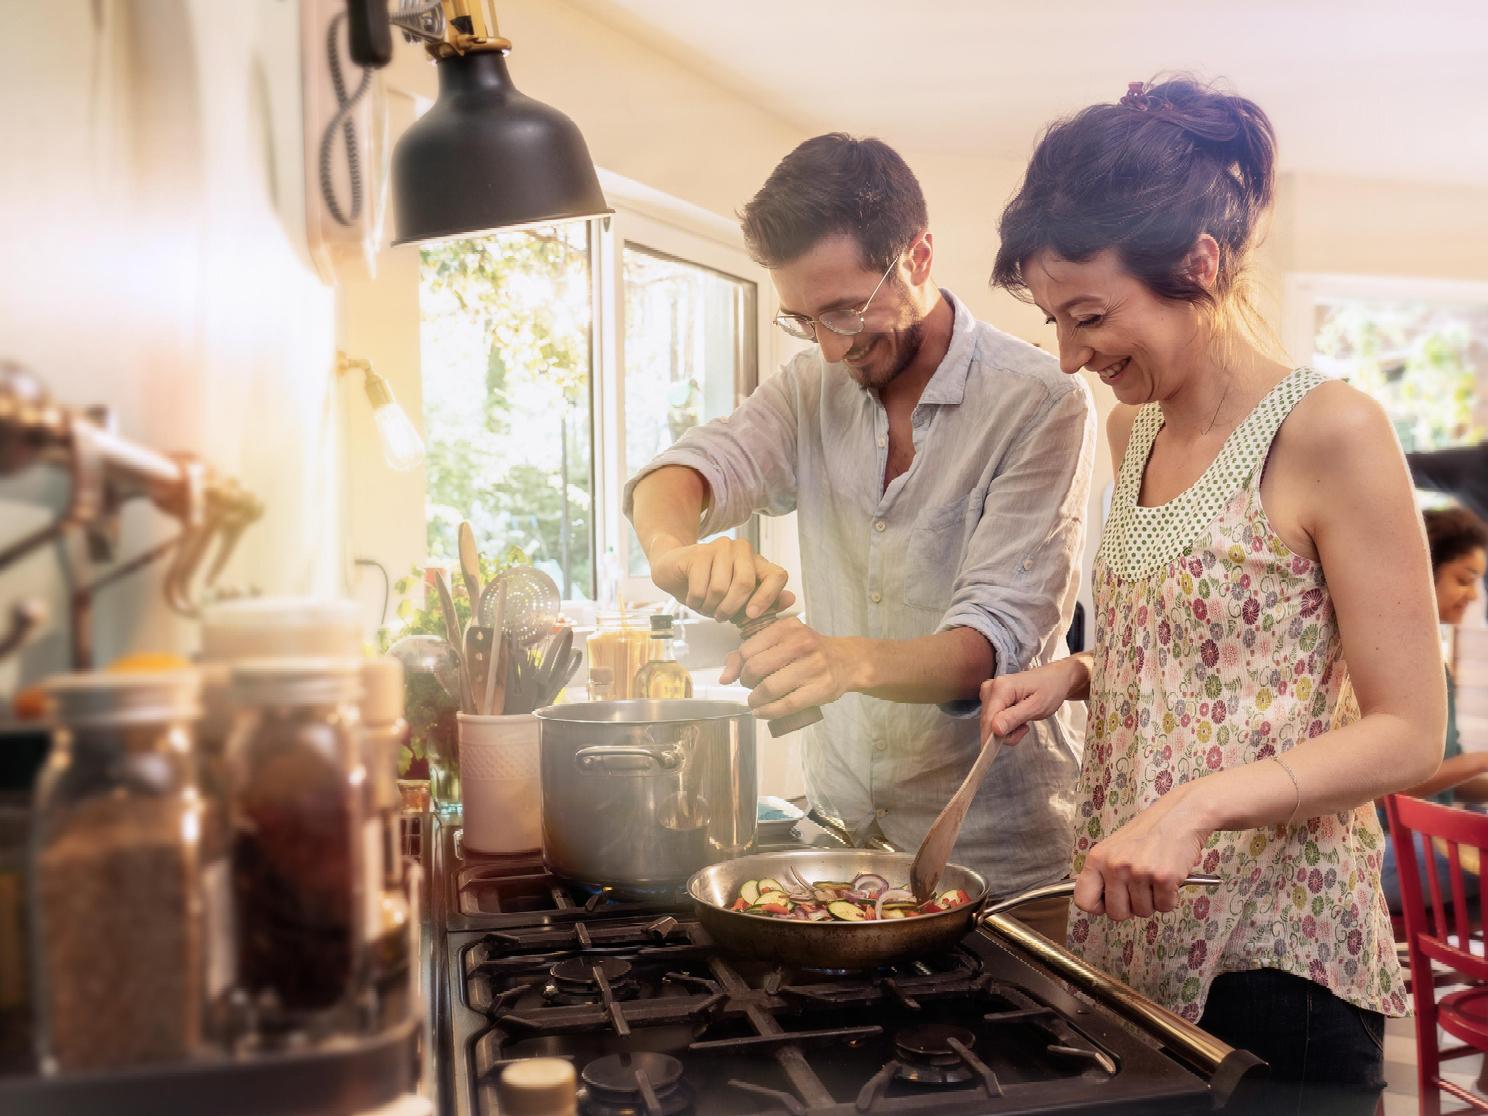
[498,1058,578,1116]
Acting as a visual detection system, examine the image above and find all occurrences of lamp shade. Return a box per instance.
[392,51,610,245]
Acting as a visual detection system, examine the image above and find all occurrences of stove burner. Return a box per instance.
[573,879,688,904]
[544,958,639,1005]
[581,1053,693,1116]
[893,1024,978,1086]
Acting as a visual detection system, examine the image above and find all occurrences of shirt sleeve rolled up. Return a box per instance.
[623,362,803,537]
[938,383,1097,684]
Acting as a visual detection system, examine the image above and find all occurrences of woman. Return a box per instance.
[1378,505,1488,910]
[980,78,1445,1112]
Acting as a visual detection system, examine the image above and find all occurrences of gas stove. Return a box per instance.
[424,818,1261,1115]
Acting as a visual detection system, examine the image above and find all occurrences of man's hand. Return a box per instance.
[648,535,794,621]
[720,617,858,720]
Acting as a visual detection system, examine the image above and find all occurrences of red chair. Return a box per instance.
[1384,793,1488,1115]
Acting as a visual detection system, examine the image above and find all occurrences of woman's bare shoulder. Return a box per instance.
[1105,403,1143,473]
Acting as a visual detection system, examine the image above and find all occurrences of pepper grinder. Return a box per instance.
[734,609,825,738]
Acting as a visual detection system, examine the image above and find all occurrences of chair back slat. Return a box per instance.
[1386,794,1488,983]
[1449,843,1471,945]
[1424,833,1449,938]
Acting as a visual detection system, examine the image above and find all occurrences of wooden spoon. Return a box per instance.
[457,521,484,611]
[910,735,1003,903]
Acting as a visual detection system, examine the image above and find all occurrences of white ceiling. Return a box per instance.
[566,0,1488,186]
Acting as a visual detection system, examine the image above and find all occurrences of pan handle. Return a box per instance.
[980,873,1221,921]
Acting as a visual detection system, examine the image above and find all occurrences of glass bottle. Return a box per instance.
[359,657,413,1030]
[226,659,368,1039]
[31,670,225,1073]
[633,615,693,700]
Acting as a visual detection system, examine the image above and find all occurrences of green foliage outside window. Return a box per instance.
[1314,300,1485,452]
[419,226,595,599]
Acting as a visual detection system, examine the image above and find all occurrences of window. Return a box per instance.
[419,225,596,598]
[621,244,758,577]
[417,190,767,604]
[1287,274,1488,453]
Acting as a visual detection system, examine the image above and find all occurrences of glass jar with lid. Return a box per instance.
[31,669,225,1074]
[226,659,369,1038]
[585,612,652,701]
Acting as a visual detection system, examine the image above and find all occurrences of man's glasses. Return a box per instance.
[774,253,902,342]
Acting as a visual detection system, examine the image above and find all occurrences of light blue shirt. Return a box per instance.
[624,292,1096,897]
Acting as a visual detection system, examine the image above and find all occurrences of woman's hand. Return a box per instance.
[978,655,1089,745]
[1074,785,1213,920]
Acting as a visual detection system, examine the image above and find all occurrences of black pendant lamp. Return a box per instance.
[354,0,611,244]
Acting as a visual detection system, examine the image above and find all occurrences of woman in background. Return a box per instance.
[1378,504,1488,911]
[980,77,1446,1114]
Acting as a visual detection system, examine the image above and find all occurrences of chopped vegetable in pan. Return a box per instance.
[728,871,972,920]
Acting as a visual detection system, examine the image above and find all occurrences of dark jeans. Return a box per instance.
[1200,968,1386,1116]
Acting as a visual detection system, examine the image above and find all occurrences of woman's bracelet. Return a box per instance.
[1271,753,1302,828]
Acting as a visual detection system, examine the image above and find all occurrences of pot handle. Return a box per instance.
[979,873,1221,921]
[574,744,684,774]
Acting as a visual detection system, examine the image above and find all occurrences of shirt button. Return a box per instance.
[874,740,887,753]
[874,808,887,818]
[870,591,882,604]
[874,520,886,532]
[1022,558,1033,571]
[876,435,887,448]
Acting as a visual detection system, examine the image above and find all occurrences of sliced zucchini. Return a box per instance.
[756,891,790,908]
[757,877,783,895]
[739,879,760,906]
[750,902,791,916]
[827,900,867,922]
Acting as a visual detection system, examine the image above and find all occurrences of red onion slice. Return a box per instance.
[874,887,915,920]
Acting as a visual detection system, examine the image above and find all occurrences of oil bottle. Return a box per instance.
[632,615,693,700]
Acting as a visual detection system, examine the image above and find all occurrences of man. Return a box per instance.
[624,134,1095,939]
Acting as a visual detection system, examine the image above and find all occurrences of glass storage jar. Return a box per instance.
[585,612,652,701]
[226,659,369,1038]
[31,670,225,1074]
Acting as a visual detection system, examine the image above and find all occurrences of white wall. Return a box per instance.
[0,0,341,690]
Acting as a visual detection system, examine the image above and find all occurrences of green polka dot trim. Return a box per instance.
[1097,367,1328,579]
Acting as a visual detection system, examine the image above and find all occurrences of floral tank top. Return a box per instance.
[1068,367,1408,1022]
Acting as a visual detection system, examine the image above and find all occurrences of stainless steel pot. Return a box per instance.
[534,700,757,891]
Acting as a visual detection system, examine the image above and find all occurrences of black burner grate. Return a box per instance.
[437,827,1245,1116]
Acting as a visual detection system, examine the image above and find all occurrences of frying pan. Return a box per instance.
[688,848,1218,970]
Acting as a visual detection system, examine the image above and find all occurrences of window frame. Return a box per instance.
[406,169,785,610]
[1285,271,1488,403]
[592,174,775,607]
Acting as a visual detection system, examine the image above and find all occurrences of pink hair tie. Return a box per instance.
[1120,81,1151,110]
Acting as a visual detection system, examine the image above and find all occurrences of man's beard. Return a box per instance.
[845,317,926,391]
